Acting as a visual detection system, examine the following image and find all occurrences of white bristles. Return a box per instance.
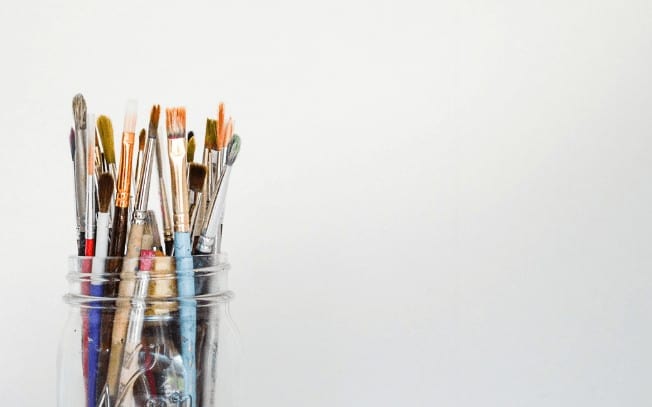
[123,99,138,134]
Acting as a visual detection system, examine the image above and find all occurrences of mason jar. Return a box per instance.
[58,254,240,407]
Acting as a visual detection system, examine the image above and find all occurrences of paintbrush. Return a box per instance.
[84,112,97,259]
[88,172,114,407]
[73,94,87,256]
[188,163,207,242]
[196,134,241,254]
[134,128,146,196]
[196,119,217,243]
[116,235,154,406]
[107,105,158,402]
[166,106,197,403]
[98,115,117,224]
[225,117,234,148]
[98,100,137,402]
[154,109,174,255]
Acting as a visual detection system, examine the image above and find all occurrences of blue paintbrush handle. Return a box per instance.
[88,283,103,407]
[174,231,196,404]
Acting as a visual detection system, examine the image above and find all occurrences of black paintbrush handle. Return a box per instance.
[77,231,85,256]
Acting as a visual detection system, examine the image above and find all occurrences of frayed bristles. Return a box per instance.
[165,107,186,139]
[97,172,115,213]
[139,128,146,151]
[188,163,207,192]
[149,104,160,137]
[97,115,115,164]
[226,134,241,166]
[187,137,196,162]
[123,99,138,134]
[205,119,217,150]
[72,94,87,130]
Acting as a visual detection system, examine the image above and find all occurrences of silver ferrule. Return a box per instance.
[214,149,224,194]
[133,209,148,225]
[74,127,87,232]
[135,138,156,212]
[196,234,215,254]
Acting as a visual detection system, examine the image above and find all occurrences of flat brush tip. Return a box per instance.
[165,107,186,138]
[205,119,217,150]
[72,93,87,129]
[188,163,207,191]
[97,173,115,213]
[187,137,196,162]
[123,99,138,134]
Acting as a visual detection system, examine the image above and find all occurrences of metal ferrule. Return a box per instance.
[168,137,190,233]
[196,234,215,254]
[132,209,148,225]
[115,132,135,208]
[135,138,156,212]
[74,127,87,232]
[189,191,203,240]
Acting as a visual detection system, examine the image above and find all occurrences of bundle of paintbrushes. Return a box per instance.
[70,94,241,406]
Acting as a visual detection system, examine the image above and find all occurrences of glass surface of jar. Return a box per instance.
[58,254,240,407]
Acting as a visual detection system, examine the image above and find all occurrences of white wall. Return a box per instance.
[0,0,650,405]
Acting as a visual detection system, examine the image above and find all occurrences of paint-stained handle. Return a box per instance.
[106,221,145,400]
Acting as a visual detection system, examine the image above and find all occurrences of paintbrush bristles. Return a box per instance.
[73,94,87,130]
[189,163,207,192]
[139,129,146,151]
[226,134,241,165]
[165,107,186,138]
[149,104,160,137]
[123,100,138,134]
[97,115,116,164]
[187,137,196,162]
[225,117,233,145]
[205,119,217,150]
[98,173,115,213]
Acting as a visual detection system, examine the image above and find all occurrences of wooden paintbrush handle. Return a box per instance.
[109,206,129,257]
[106,222,145,400]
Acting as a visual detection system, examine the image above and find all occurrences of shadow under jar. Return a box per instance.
[58,254,240,407]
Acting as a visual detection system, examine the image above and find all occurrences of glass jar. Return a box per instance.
[58,254,240,407]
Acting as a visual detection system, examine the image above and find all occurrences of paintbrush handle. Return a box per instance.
[174,231,197,404]
[106,221,145,400]
[109,206,129,257]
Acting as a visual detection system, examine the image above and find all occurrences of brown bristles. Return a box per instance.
[187,137,196,162]
[217,102,226,150]
[165,107,186,139]
[205,119,217,151]
[97,173,115,213]
[188,163,207,192]
[149,104,160,137]
[139,128,146,151]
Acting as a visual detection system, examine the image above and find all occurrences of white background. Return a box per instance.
[0,0,651,405]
